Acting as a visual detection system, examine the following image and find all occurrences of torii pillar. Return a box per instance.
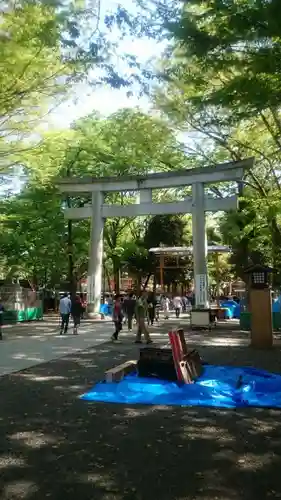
[87,191,104,316]
[192,182,208,308]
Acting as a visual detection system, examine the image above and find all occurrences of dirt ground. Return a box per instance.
[1,323,281,500]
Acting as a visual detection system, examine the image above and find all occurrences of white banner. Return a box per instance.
[195,274,208,308]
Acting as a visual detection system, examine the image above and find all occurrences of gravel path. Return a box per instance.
[1,324,281,500]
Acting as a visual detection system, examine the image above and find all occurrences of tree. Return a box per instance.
[219,194,281,286]
[165,0,281,118]
[0,0,102,167]
[206,226,233,296]
[149,0,281,283]
[158,0,281,193]
[0,183,91,288]
[8,109,188,290]
[144,214,188,249]
[121,242,155,292]
[0,0,150,170]
[121,214,191,291]
[70,109,188,292]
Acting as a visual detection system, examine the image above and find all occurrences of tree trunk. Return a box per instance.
[136,275,142,295]
[113,259,120,294]
[270,215,281,287]
[142,273,152,291]
[105,266,112,292]
[44,268,47,288]
[32,270,38,288]
[153,274,157,294]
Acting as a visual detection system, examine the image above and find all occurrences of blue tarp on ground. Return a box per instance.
[80,365,281,409]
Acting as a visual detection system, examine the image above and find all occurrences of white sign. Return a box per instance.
[195,274,208,307]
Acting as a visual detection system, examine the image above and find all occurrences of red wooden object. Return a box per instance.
[169,330,185,382]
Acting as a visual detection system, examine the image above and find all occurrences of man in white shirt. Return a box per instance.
[173,296,183,318]
[59,292,72,334]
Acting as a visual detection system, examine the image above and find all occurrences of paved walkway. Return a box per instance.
[0,314,252,378]
[0,318,117,377]
[2,315,280,378]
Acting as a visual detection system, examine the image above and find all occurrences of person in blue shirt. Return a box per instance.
[59,292,72,335]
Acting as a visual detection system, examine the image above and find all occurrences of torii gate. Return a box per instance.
[57,158,253,314]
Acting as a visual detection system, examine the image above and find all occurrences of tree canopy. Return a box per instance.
[0,109,190,290]
[150,0,281,282]
[3,0,281,294]
[0,0,149,170]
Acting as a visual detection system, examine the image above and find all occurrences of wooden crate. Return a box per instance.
[105,360,137,383]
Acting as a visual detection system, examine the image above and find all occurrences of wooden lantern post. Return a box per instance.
[245,264,274,349]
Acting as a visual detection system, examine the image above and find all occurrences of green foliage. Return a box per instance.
[166,0,281,116]
[0,0,153,170]
[0,109,188,287]
[0,2,68,167]
[144,214,187,248]
[121,242,154,285]
[0,183,90,286]
[149,0,281,285]
[219,193,281,283]
[120,214,191,288]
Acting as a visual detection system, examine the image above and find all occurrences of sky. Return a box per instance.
[49,0,162,129]
[0,1,166,195]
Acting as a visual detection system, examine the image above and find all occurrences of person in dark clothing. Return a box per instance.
[147,293,156,326]
[123,292,136,331]
[111,294,123,341]
[71,295,83,335]
[79,293,86,318]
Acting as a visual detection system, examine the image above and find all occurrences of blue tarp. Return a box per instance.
[220,300,239,319]
[272,298,281,313]
[81,365,281,409]
[100,304,112,316]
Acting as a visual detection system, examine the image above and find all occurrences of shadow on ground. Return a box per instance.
[1,330,281,500]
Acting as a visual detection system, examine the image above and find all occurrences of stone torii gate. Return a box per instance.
[57,158,253,313]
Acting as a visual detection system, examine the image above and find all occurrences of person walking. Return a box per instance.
[79,293,86,319]
[123,292,136,331]
[147,292,156,326]
[111,294,123,341]
[135,292,152,344]
[162,295,170,320]
[155,296,161,322]
[173,295,183,318]
[59,292,72,335]
[71,294,84,335]
[182,295,188,313]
